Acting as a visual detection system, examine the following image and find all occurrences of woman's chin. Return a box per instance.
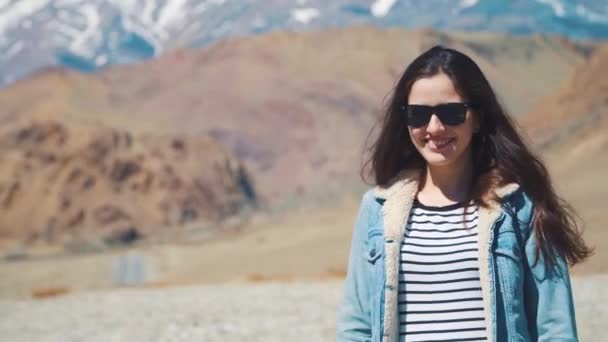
[422,149,451,161]
[424,157,453,167]
[420,149,462,167]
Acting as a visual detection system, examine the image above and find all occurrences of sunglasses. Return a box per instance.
[402,102,471,128]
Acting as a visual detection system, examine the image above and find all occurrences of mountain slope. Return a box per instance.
[523,43,608,150]
[522,43,608,274]
[0,117,254,249]
[0,26,596,210]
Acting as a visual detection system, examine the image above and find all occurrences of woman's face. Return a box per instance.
[406,72,477,169]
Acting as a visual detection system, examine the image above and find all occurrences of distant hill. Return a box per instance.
[524,43,608,151]
[0,26,601,250]
[521,44,608,274]
[0,118,254,249]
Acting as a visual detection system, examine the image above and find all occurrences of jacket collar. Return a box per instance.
[372,168,520,203]
[371,167,520,252]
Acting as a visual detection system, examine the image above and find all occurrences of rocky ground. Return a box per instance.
[0,275,606,341]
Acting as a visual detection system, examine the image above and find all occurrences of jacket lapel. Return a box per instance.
[373,169,420,342]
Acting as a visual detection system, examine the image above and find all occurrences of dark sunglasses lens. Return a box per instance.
[405,105,432,127]
[436,103,468,126]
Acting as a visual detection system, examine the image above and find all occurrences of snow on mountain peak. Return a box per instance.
[460,0,479,9]
[576,4,608,23]
[370,0,397,18]
[67,3,102,59]
[0,0,51,33]
[536,0,566,18]
[291,7,320,24]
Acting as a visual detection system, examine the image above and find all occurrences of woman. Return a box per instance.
[336,45,591,342]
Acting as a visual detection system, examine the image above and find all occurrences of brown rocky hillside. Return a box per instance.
[0,118,254,249]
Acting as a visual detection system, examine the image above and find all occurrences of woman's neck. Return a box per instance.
[417,157,473,206]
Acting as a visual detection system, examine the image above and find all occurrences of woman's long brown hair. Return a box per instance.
[362,45,592,268]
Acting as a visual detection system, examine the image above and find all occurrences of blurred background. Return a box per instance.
[0,0,606,341]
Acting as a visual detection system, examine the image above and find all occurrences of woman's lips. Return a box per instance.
[426,137,455,152]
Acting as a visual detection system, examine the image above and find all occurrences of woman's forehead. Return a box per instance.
[407,73,463,105]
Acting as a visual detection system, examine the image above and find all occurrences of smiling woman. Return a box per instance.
[336,45,591,342]
[405,74,477,172]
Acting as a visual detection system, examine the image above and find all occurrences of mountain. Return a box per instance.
[0,26,597,212]
[1,0,607,85]
[0,115,255,249]
[0,25,603,252]
[524,43,608,150]
[522,44,608,274]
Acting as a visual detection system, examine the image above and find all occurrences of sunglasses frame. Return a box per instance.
[401,102,472,128]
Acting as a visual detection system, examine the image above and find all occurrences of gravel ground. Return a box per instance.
[1,275,606,342]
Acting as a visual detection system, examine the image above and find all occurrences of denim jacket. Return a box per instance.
[336,170,578,342]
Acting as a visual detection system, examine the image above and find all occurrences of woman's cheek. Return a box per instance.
[409,128,424,146]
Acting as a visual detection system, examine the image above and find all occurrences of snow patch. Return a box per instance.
[0,0,51,33]
[576,4,608,23]
[157,0,188,28]
[371,0,397,18]
[95,54,108,66]
[291,7,320,24]
[21,19,32,29]
[0,0,12,10]
[460,0,478,9]
[4,40,24,59]
[67,3,101,58]
[536,0,566,18]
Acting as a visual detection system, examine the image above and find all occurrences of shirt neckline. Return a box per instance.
[413,197,473,212]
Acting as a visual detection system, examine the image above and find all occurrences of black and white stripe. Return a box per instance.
[398,198,487,342]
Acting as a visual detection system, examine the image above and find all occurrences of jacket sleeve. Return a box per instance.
[522,204,579,341]
[336,191,373,341]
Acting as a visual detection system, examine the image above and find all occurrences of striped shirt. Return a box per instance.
[398,198,487,342]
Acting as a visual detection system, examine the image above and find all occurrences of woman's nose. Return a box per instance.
[427,114,446,133]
